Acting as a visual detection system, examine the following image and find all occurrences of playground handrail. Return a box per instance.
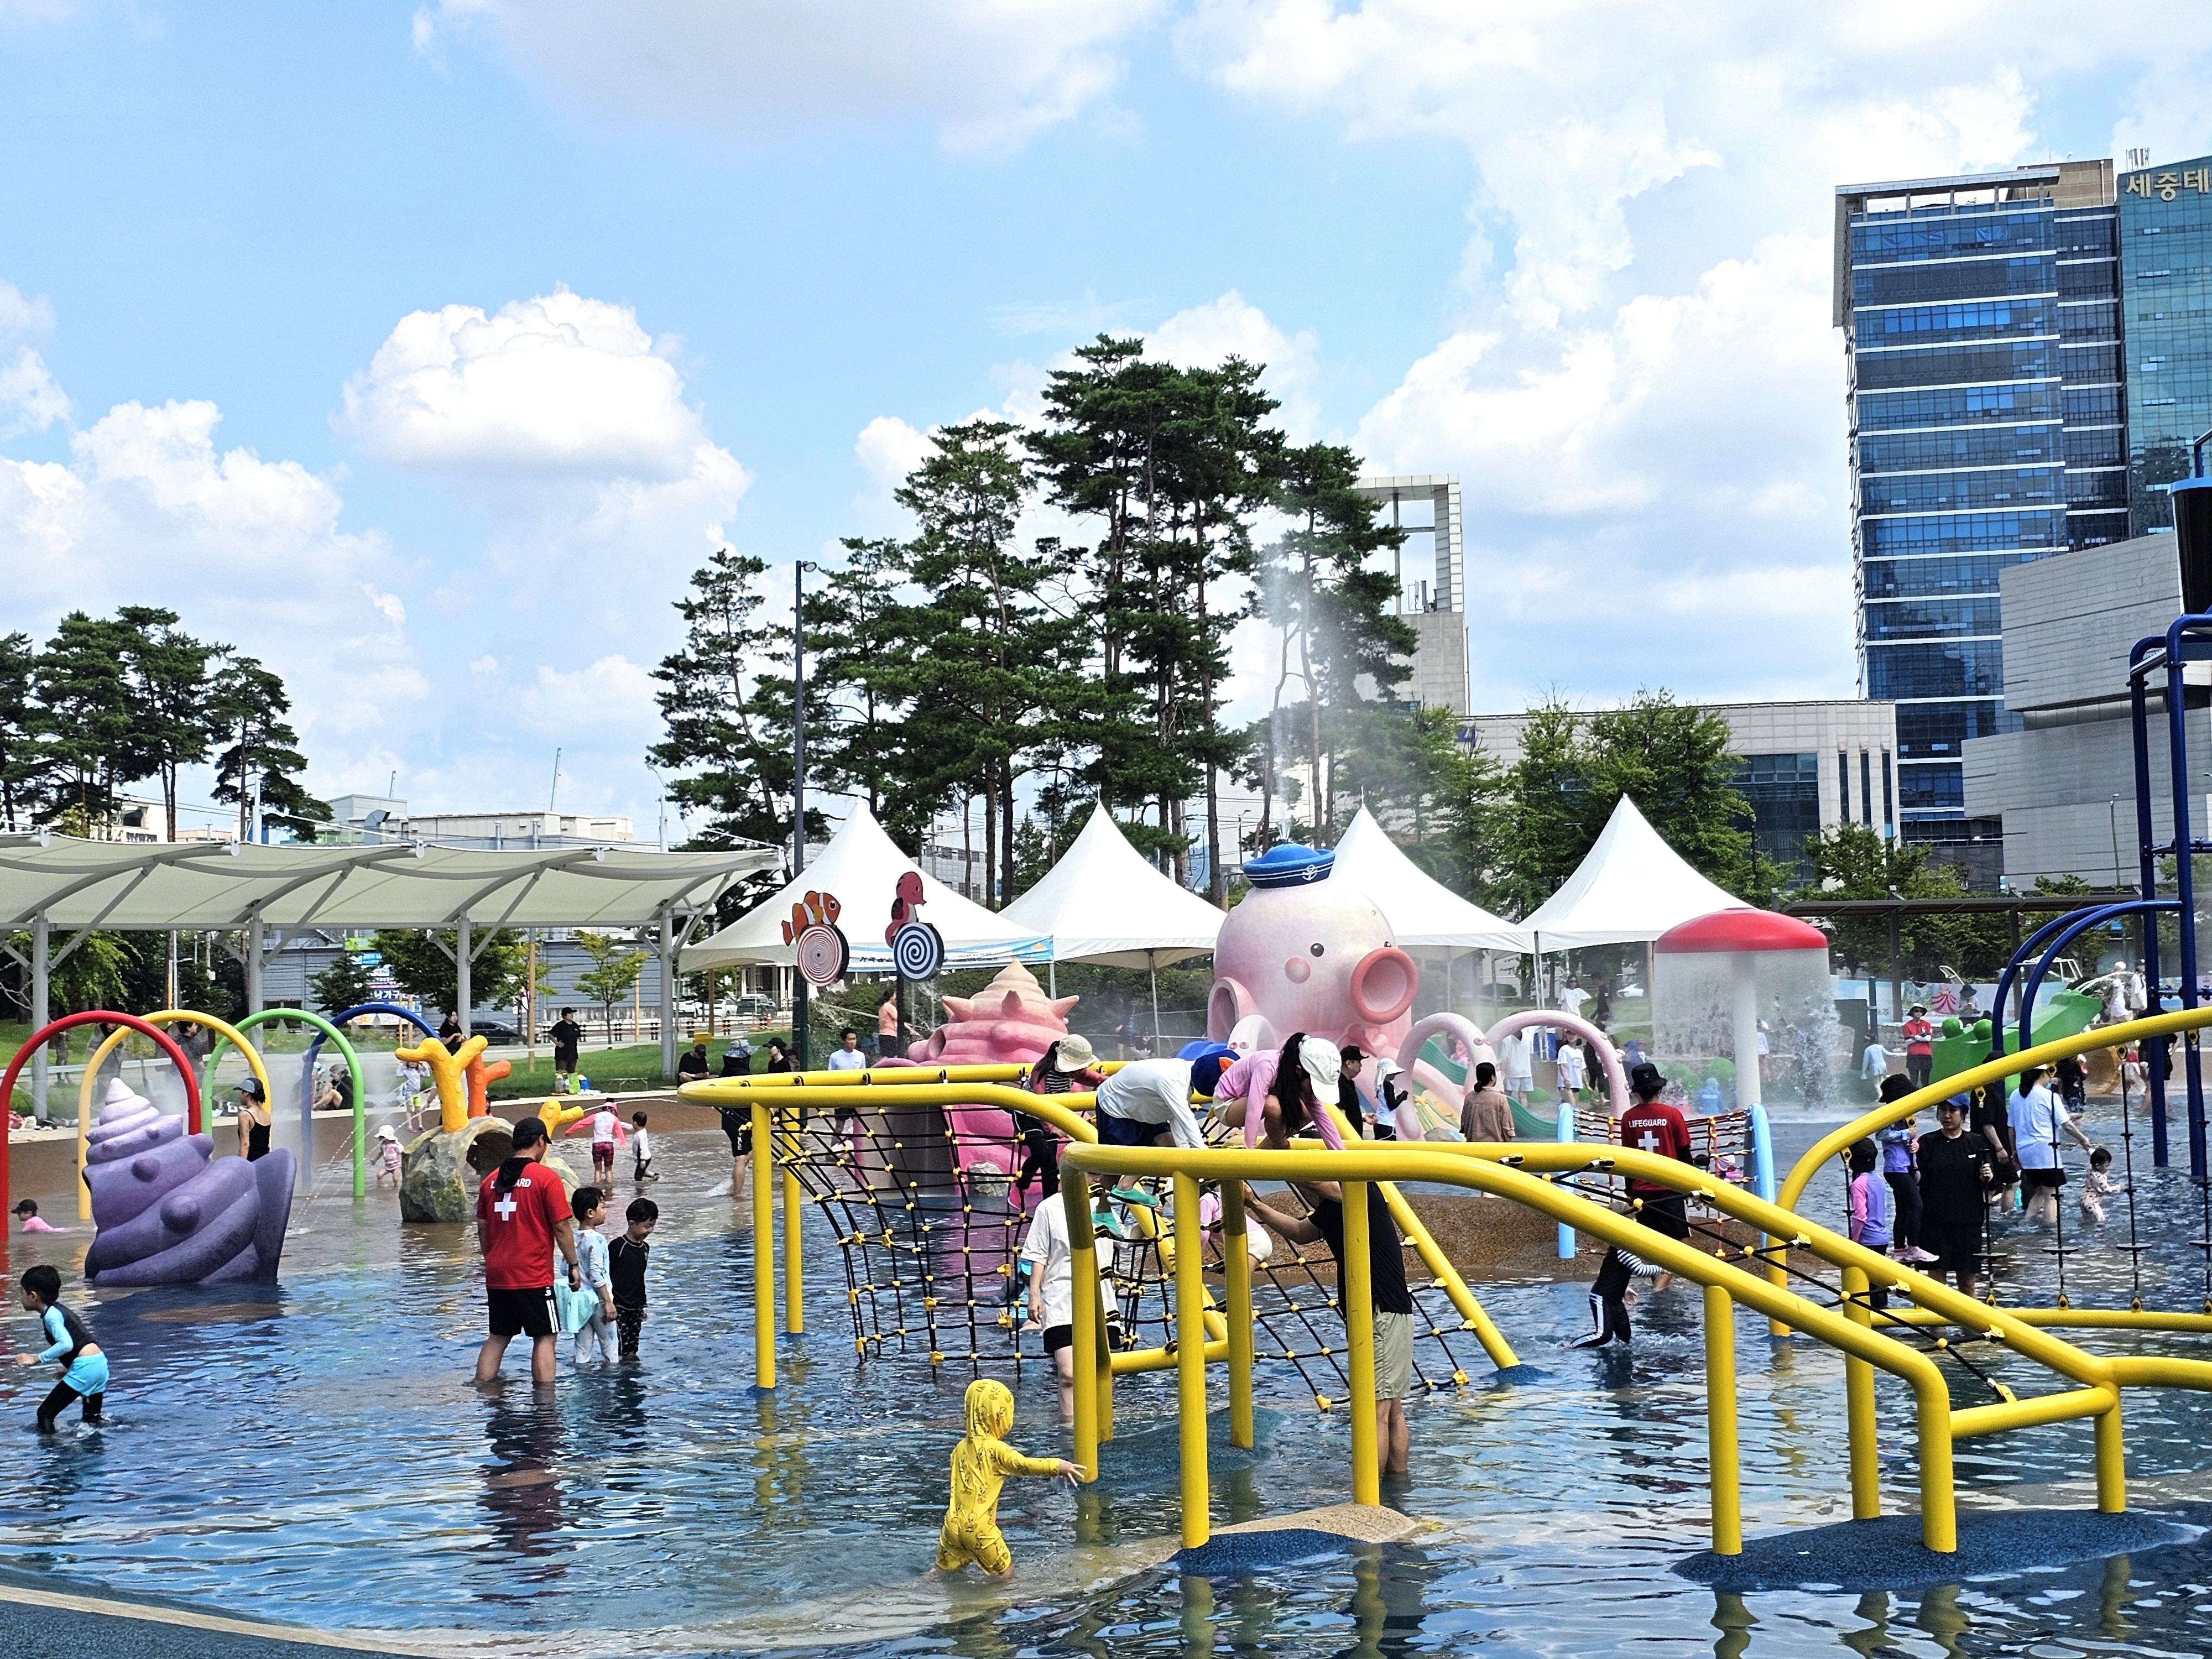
[1056,1139,1961,1556]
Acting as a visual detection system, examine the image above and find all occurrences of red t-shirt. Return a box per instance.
[1619,1098,1692,1195]
[1902,1017,1935,1057]
[476,1161,566,1290]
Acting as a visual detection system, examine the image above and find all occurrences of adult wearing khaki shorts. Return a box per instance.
[1244,1177,1417,1480]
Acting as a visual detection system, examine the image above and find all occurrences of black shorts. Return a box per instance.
[2021,1166,2066,1190]
[722,1115,753,1157]
[488,1286,554,1339]
[1631,1192,1689,1240]
[1919,1218,1981,1278]
[1043,1323,1073,1356]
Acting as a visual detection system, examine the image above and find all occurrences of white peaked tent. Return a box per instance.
[1331,807,1531,952]
[1002,804,1224,967]
[1517,795,1750,951]
[680,799,1046,973]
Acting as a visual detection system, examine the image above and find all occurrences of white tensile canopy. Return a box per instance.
[0,830,781,1087]
[1517,796,1750,951]
[1000,804,1224,968]
[681,799,1046,973]
[1330,807,1531,952]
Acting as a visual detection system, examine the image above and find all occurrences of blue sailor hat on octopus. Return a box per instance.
[1241,844,1334,889]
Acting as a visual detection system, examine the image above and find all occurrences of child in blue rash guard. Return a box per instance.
[15,1264,106,1431]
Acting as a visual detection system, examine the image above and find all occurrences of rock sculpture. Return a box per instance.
[82,1078,295,1286]
[400,1113,578,1224]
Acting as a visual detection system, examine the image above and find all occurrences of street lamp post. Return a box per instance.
[792,560,819,1069]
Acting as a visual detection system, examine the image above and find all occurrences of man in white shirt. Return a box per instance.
[825,1028,868,1072]
[1094,1056,1214,1149]
[1497,1029,1535,1109]
[2009,1065,2094,1225]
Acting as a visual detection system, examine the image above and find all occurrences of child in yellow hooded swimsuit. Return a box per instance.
[933,1378,1084,1577]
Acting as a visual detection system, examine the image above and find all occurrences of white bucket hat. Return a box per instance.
[1298,1036,1342,1095]
[1053,1034,1098,1072]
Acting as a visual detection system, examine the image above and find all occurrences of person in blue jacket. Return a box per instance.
[15,1264,106,1432]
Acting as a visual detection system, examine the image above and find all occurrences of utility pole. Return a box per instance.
[792,561,818,1070]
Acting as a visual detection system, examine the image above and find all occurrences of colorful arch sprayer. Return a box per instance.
[1,1011,205,1262]
[206,1008,368,1198]
[685,1003,2212,1561]
[77,1010,272,1221]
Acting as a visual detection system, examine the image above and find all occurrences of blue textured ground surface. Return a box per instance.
[1172,1527,1357,1575]
[1677,1507,2205,1592]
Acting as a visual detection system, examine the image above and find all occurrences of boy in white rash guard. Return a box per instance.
[1093,1054,1231,1149]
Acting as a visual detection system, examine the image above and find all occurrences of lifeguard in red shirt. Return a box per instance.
[1901,1004,1936,1091]
[1571,1062,1697,1349]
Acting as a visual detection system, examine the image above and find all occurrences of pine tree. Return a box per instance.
[34,612,137,828]
[649,548,805,851]
[0,632,45,831]
[114,606,218,842]
[208,653,324,841]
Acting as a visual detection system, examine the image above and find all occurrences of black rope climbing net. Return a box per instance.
[769,1100,1478,1406]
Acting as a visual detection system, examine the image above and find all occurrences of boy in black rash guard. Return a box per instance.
[608,1197,658,1360]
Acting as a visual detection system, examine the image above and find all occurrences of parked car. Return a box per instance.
[732,993,779,1022]
[469,1021,523,1046]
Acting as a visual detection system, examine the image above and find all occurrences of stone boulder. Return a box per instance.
[399,1115,578,1223]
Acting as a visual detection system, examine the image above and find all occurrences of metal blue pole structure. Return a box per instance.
[2130,637,2171,1166]
[2164,615,2209,1183]
[2013,901,2179,1062]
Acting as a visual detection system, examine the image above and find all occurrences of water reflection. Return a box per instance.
[478,1394,567,1579]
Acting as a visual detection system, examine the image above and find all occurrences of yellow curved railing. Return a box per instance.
[679,1068,1520,1389]
[1775,1004,2212,1332]
[1061,1137,2212,1554]
[76,1010,272,1222]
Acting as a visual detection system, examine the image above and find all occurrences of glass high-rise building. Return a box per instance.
[1834,160,2124,884]
[2120,153,2212,534]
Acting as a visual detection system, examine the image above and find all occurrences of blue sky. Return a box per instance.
[4,3,2209,841]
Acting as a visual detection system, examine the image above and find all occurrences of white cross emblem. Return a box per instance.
[494,1193,519,1221]
[1637,1129,1662,1154]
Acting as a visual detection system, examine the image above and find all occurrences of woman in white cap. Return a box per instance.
[236,1079,273,1162]
[1014,1036,1104,1199]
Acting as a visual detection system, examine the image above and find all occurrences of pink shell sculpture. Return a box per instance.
[906,961,1077,1067]
[901,962,1077,1187]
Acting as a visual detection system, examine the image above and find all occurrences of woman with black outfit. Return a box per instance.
[1916,1095,1996,1301]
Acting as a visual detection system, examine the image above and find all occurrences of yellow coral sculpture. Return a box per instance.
[540,1097,591,1137]
[396,1034,487,1134]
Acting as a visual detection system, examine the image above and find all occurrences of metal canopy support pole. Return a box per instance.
[792,560,810,1071]
[658,906,679,1082]
[244,910,265,1018]
[2131,641,2169,1164]
[456,919,472,1037]
[30,913,48,1123]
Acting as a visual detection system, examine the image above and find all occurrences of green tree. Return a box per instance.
[209,653,325,841]
[0,631,48,831]
[309,952,379,1016]
[894,418,1082,905]
[1492,693,1751,917]
[1790,825,2011,983]
[114,606,218,842]
[650,547,808,851]
[34,611,137,828]
[371,928,529,1020]
[571,928,647,1045]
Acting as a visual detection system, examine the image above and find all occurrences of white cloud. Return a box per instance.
[342,288,750,622]
[854,414,933,499]
[342,288,708,479]
[511,653,660,744]
[1177,4,2212,707]
[1149,289,1321,440]
[0,279,55,338]
[431,0,1165,152]
[0,348,67,436]
[0,394,427,758]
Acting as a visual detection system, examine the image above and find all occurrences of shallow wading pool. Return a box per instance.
[7,1118,2212,1656]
